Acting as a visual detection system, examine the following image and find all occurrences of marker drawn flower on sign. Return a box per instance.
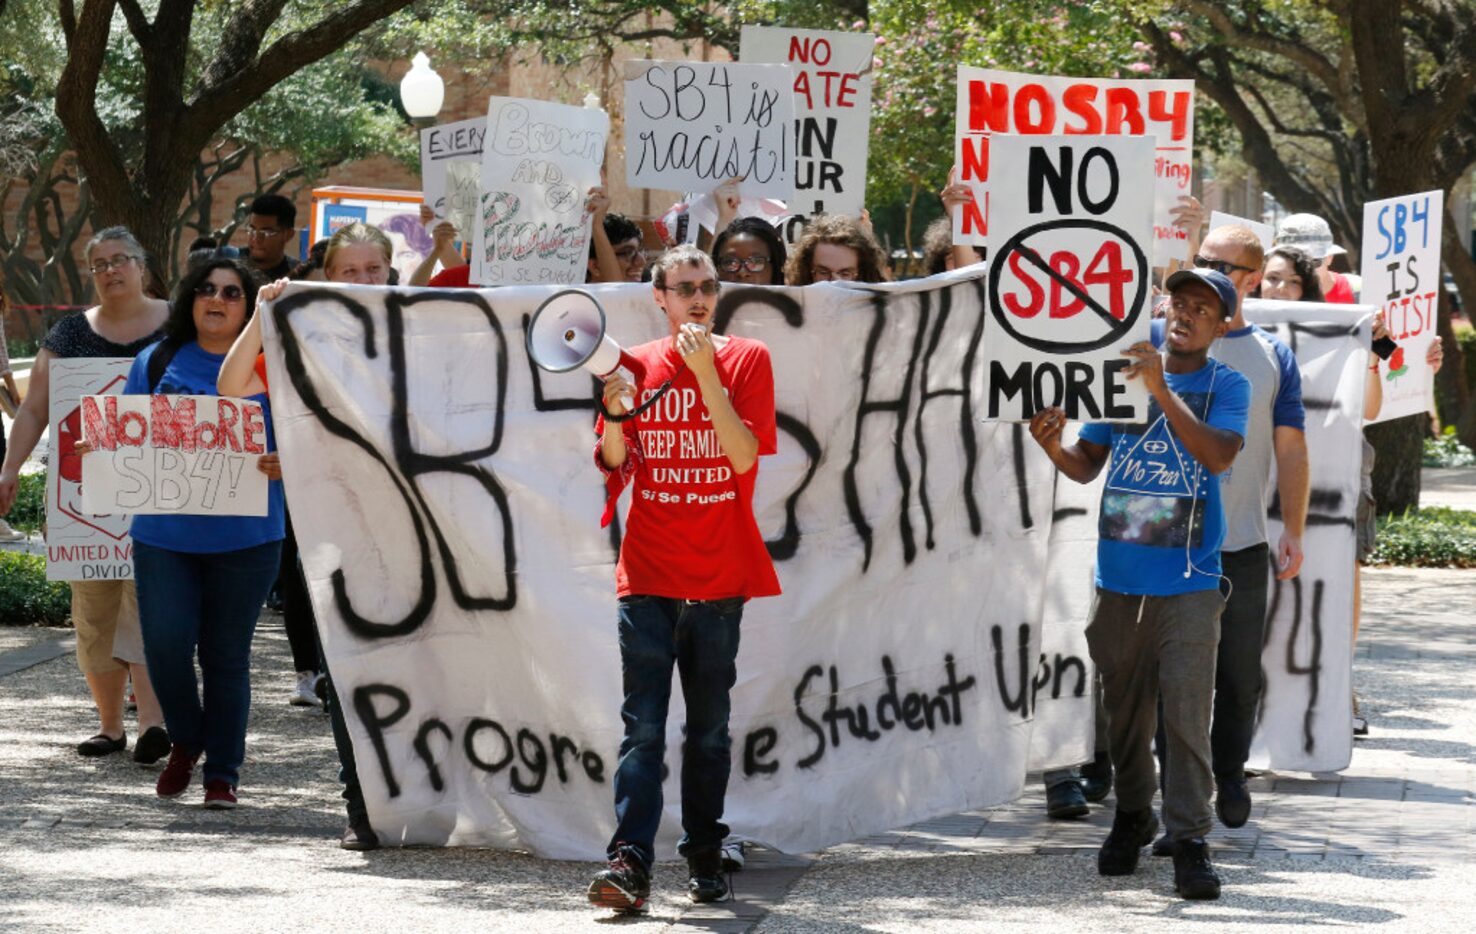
[1386,345,1407,380]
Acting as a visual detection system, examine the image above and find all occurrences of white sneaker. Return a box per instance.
[289,671,321,707]
[0,520,25,542]
[720,839,746,872]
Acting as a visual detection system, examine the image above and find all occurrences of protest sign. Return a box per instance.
[1244,299,1371,773]
[1210,210,1273,251]
[623,60,796,200]
[740,26,875,217]
[472,97,609,287]
[1361,190,1444,423]
[954,67,1195,264]
[45,359,133,581]
[419,116,485,236]
[79,395,269,517]
[984,134,1156,422]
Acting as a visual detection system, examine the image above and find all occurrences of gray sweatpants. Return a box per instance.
[1086,588,1223,841]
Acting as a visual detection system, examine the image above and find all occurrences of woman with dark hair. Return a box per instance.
[711,216,787,286]
[1254,246,1324,303]
[128,256,285,808]
[0,226,170,762]
[784,214,888,285]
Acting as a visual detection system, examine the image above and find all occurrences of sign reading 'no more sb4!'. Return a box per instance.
[985,135,1155,423]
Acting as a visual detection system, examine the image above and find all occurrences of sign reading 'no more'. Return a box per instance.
[985,135,1155,422]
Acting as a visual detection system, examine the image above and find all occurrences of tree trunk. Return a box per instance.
[1365,415,1426,515]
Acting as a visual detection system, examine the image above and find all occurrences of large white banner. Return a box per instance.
[954,68,1195,263]
[1244,299,1371,774]
[985,135,1155,422]
[419,116,484,237]
[474,97,609,288]
[79,394,269,517]
[45,358,133,581]
[740,26,875,217]
[623,60,796,200]
[1360,190,1443,423]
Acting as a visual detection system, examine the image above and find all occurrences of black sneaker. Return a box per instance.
[1046,780,1090,819]
[1216,775,1252,828]
[340,816,379,851]
[687,847,729,903]
[1151,833,1176,857]
[1098,807,1158,876]
[1079,751,1114,802]
[589,845,650,913]
[1173,837,1221,899]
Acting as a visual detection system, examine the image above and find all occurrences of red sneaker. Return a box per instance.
[156,746,200,799]
[203,779,238,810]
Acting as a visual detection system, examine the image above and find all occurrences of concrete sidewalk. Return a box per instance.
[1,565,1472,932]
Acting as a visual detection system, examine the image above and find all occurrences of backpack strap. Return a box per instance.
[146,338,183,394]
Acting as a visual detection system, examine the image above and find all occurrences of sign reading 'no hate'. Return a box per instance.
[985,134,1156,422]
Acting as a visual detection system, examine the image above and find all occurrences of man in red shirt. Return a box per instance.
[586,244,780,913]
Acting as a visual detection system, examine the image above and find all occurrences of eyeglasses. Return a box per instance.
[662,279,720,298]
[88,256,136,275]
[1192,254,1257,276]
[244,226,287,240]
[195,282,246,302]
[614,245,645,264]
[718,254,770,274]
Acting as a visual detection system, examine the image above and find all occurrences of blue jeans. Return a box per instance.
[607,595,744,870]
[134,539,282,786]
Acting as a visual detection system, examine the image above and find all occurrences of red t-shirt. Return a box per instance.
[428,265,474,288]
[596,335,781,601]
[1324,271,1355,304]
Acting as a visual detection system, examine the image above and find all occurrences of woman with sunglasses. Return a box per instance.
[126,256,285,808]
[0,227,172,763]
[711,217,788,287]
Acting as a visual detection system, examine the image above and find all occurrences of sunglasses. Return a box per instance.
[195,282,246,302]
[718,254,770,274]
[1192,254,1257,276]
[662,279,720,298]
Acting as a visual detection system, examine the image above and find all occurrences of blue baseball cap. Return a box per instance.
[1164,267,1238,319]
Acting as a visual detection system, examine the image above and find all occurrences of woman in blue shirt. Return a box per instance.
[127,256,285,809]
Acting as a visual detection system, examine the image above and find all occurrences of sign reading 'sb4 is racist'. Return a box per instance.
[1361,189,1444,423]
[985,134,1155,423]
[79,394,270,516]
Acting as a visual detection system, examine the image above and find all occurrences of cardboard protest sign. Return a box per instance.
[623,60,796,200]
[472,97,609,287]
[1361,190,1444,423]
[984,134,1156,422]
[740,26,874,217]
[1210,210,1273,252]
[954,68,1195,263]
[419,117,485,236]
[45,359,133,581]
[79,395,269,517]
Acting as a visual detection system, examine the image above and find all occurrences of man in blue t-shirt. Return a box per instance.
[1029,268,1251,901]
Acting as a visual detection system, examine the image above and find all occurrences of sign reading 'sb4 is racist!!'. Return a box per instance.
[985,134,1156,423]
[80,394,270,516]
[1361,189,1444,423]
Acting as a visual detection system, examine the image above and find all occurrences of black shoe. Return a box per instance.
[77,732,126,757]
[339,817,379,851]
[1098,808,1158,876]
[1079,751,1114,803]
[687,847,729,903]
[589,845,650,913]
[132,726,172,765]
[1173,837,1222,900]
[1046,780,1090,819]
[1151,833,1176,857]
[1216,776,1252,828]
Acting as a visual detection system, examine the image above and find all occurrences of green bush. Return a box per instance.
[1368,506,1476,568]
[8,471,46,533]
[1434,322,1475,428]
[1423,429,1476,467]
[0,551,71,626]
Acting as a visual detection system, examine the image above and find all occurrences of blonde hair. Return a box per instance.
[1203,224,1265,269]
[323,222,393,274]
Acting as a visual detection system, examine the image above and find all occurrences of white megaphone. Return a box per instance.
[526,289,646,413]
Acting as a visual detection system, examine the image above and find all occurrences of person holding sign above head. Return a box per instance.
[408,204,467,287]
[784,214,888,285]
[587,245,780,914]
[0,226,171,764]
[1029,268,1250,901]
[116,257,285,810]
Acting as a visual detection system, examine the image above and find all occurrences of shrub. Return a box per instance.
[1368,506,1476,568]
[1423,428,1476,467]
[8,471,47,533]
[0,551,72,626]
